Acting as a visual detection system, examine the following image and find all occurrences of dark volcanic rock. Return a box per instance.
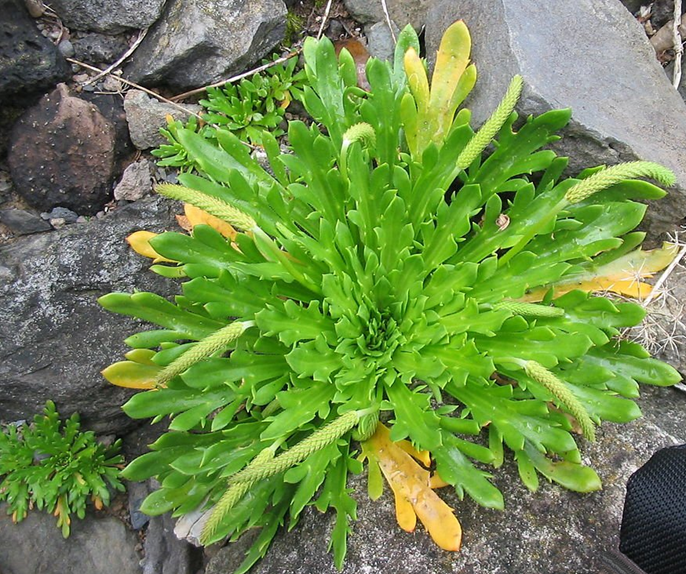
[0,208,51,235]
[0,505,140,574]
[426,0,686,235]
[72,33,130,66]
[0,0,71,103]
[125,0,287,90]
[49,0,167,34]
[0,196,179,434]
[8,84,116,215]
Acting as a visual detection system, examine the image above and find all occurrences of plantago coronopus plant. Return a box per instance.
[101,21,681,573]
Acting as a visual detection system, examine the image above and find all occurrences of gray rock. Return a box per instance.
[48,0,167,34]
[365,21,398,62]
[0,196,179,434]
[0,209,52,235]
[72,33,130,66]
[205,414,683,574]
[127,481,152,530]
[114,160,153,201]
[124,89,202,150]
[125,0,287,90]
[41,206,79,223]
[0,0,71,101]
[8,84,116,215]
[0,506,141,574]
[143,513,195,574]
[425,0,686,235]
[343,0,432,30]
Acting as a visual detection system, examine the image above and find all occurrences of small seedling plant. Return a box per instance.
[0,401,124,537]
[153,55,307,170]
[102,22,681,572]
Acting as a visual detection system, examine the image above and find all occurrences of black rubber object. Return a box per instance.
[619,444,686,574]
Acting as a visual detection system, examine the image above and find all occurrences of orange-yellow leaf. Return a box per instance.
[364,424,462,552]
[394,490,417,532]
[184,204,237,239]
[430,473,451,489]
[176,214,192,232]
[521,242,679,302]
[395,439,431,467]
[126,231,176,263]
[101,360,161,389]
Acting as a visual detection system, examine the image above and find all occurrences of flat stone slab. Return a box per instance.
[426,0,686,235]
[0,197,179,434]
[0,507,141,574]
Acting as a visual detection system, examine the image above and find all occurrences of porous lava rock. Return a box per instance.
[8,84,116,215]
[0,0,71,102]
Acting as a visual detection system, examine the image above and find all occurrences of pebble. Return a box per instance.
[41,207,79,223]
[49,218,66,229]
[57,39,75,58]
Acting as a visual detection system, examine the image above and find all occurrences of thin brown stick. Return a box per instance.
[169,50,300,102]
[66,57,204,121]
[85,27,149,86]
[315,0,334,40]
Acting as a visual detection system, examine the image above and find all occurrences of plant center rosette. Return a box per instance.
[101,22,681,573]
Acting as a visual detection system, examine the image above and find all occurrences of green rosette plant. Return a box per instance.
[0,401,124,537]
[101,22,681,572]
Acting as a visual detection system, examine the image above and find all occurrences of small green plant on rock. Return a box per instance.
[0,401,124,537]
[153,55,307,171]
[102,21,681,573]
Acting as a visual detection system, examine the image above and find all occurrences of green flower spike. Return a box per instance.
[524,361,596,442]
[456,75,523,170]
[156,183,257,231]
[156,321,253,386]
[564,161,676,204]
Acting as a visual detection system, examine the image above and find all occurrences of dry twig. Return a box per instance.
[85,28,149,86]
[66,57,204,120]
[169,51,300,102]
[316,0,334,40]
[673,0,684,87]
[380,0,397,43]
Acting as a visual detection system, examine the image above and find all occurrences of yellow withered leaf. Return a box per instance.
[429,20,471,143]
[101,360,161,389]
[363,424,462,552]
[184,204,238,239]
[521,242,679,302]
[126,231,176,263]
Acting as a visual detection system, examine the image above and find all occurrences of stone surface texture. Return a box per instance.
[125,0,287,90]
[343,0,432,30]
[8,84,116,215]
[0,0,71,102]
[425,0,686,234]
[365,21,398,62]
[72,33,130,66]
[124,89,202,150]
[0,196,179,434]
[49,0,167,33]
[204,411,685,574]
[114,159,153,201]
[0,507,141,574]
[0,209,52,235]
